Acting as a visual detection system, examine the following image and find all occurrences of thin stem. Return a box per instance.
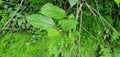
[94,0,99,12]
[82,27,99,42]
[91,6,120,36]
[85,2,96,16]
[76,3,83,19]
[0,0,24,33]
[68,30,73,57]
[78,9,83,57]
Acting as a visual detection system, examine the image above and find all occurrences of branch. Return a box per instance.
[0,0,24,33]
[76,3,83,19]
[91,6,120,36]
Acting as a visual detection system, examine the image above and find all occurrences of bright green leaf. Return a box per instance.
[114,0,120,7]
[18,19,25,26]
[112,31,119,40]
[26,14,55,29]
[40,3,66,19]
[47,28,60,37]
[68,0,78,7]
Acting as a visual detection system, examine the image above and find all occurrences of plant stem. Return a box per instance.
[0,0,24,34]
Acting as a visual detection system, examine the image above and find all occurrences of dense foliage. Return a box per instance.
[0,0,120,57]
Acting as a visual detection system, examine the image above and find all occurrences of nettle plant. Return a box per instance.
[26,3,78,56]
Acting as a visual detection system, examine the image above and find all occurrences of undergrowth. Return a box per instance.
[0,0,120,57]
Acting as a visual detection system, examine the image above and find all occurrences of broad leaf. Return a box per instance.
[47,28,60,37]
[58,18,77,30]
[68,0,78,7]
[26,14,55,29]
[40,3,66,19]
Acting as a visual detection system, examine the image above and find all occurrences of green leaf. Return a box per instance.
[68,0,78,7]
[58,18,77,30]
[40,3,66,19]
[114,47,120,57]
[18,19,25,26]
[47,28,60,37]
[0,0,3,5]
[114,0,120,7]
[112,31,119,40]
[26,14,55,29]
[99,45,112,57]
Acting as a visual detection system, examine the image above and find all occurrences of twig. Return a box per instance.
[89,5,120,46]
[105,40,114,57]
[108,31,120,45]
[82,27,99,42]
[0,0,24,33]
[85,1,101,30]
[76,3,83,19]
[94,0,99,12]
[91,6,120,36]
[75,1,84,57]
[68,30,73,57]
[78,8,83,57]
[85,2,96,16]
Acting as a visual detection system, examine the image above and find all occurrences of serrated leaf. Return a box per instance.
[68,0,78,7]
[58,18,77,30]
[40,3,66,19]
[26,14,55,29]
[47,28,60,37]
